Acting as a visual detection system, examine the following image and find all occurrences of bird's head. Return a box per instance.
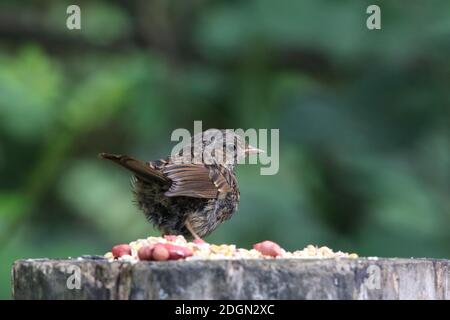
[179,129,264,170]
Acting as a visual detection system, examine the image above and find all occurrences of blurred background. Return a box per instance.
[0,0,449,298]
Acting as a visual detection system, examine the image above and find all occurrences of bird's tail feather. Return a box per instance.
[98,153,169,183]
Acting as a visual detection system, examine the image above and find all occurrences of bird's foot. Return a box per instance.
[185,220,205,243]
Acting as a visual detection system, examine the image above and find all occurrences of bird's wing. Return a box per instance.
[162,163,232,198]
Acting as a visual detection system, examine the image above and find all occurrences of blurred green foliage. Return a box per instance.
[0,0,449,298]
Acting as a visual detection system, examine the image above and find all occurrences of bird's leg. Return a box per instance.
[185,220,202,241]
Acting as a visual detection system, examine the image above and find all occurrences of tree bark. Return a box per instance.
[12,256,450,300]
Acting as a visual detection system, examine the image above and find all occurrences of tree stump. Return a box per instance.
[12,257,450,299]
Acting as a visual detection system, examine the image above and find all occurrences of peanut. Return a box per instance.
[164,243,193,260]
[138,245,154,261]
[152,243,170,261]
[112,244,131,258]
[253,240,282,257]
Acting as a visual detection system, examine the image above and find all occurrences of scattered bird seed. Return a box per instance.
[104,235,358,262]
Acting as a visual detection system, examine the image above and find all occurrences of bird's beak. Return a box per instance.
[246,146,265,154]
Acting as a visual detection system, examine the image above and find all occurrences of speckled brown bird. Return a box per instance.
[99,130,263,239]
